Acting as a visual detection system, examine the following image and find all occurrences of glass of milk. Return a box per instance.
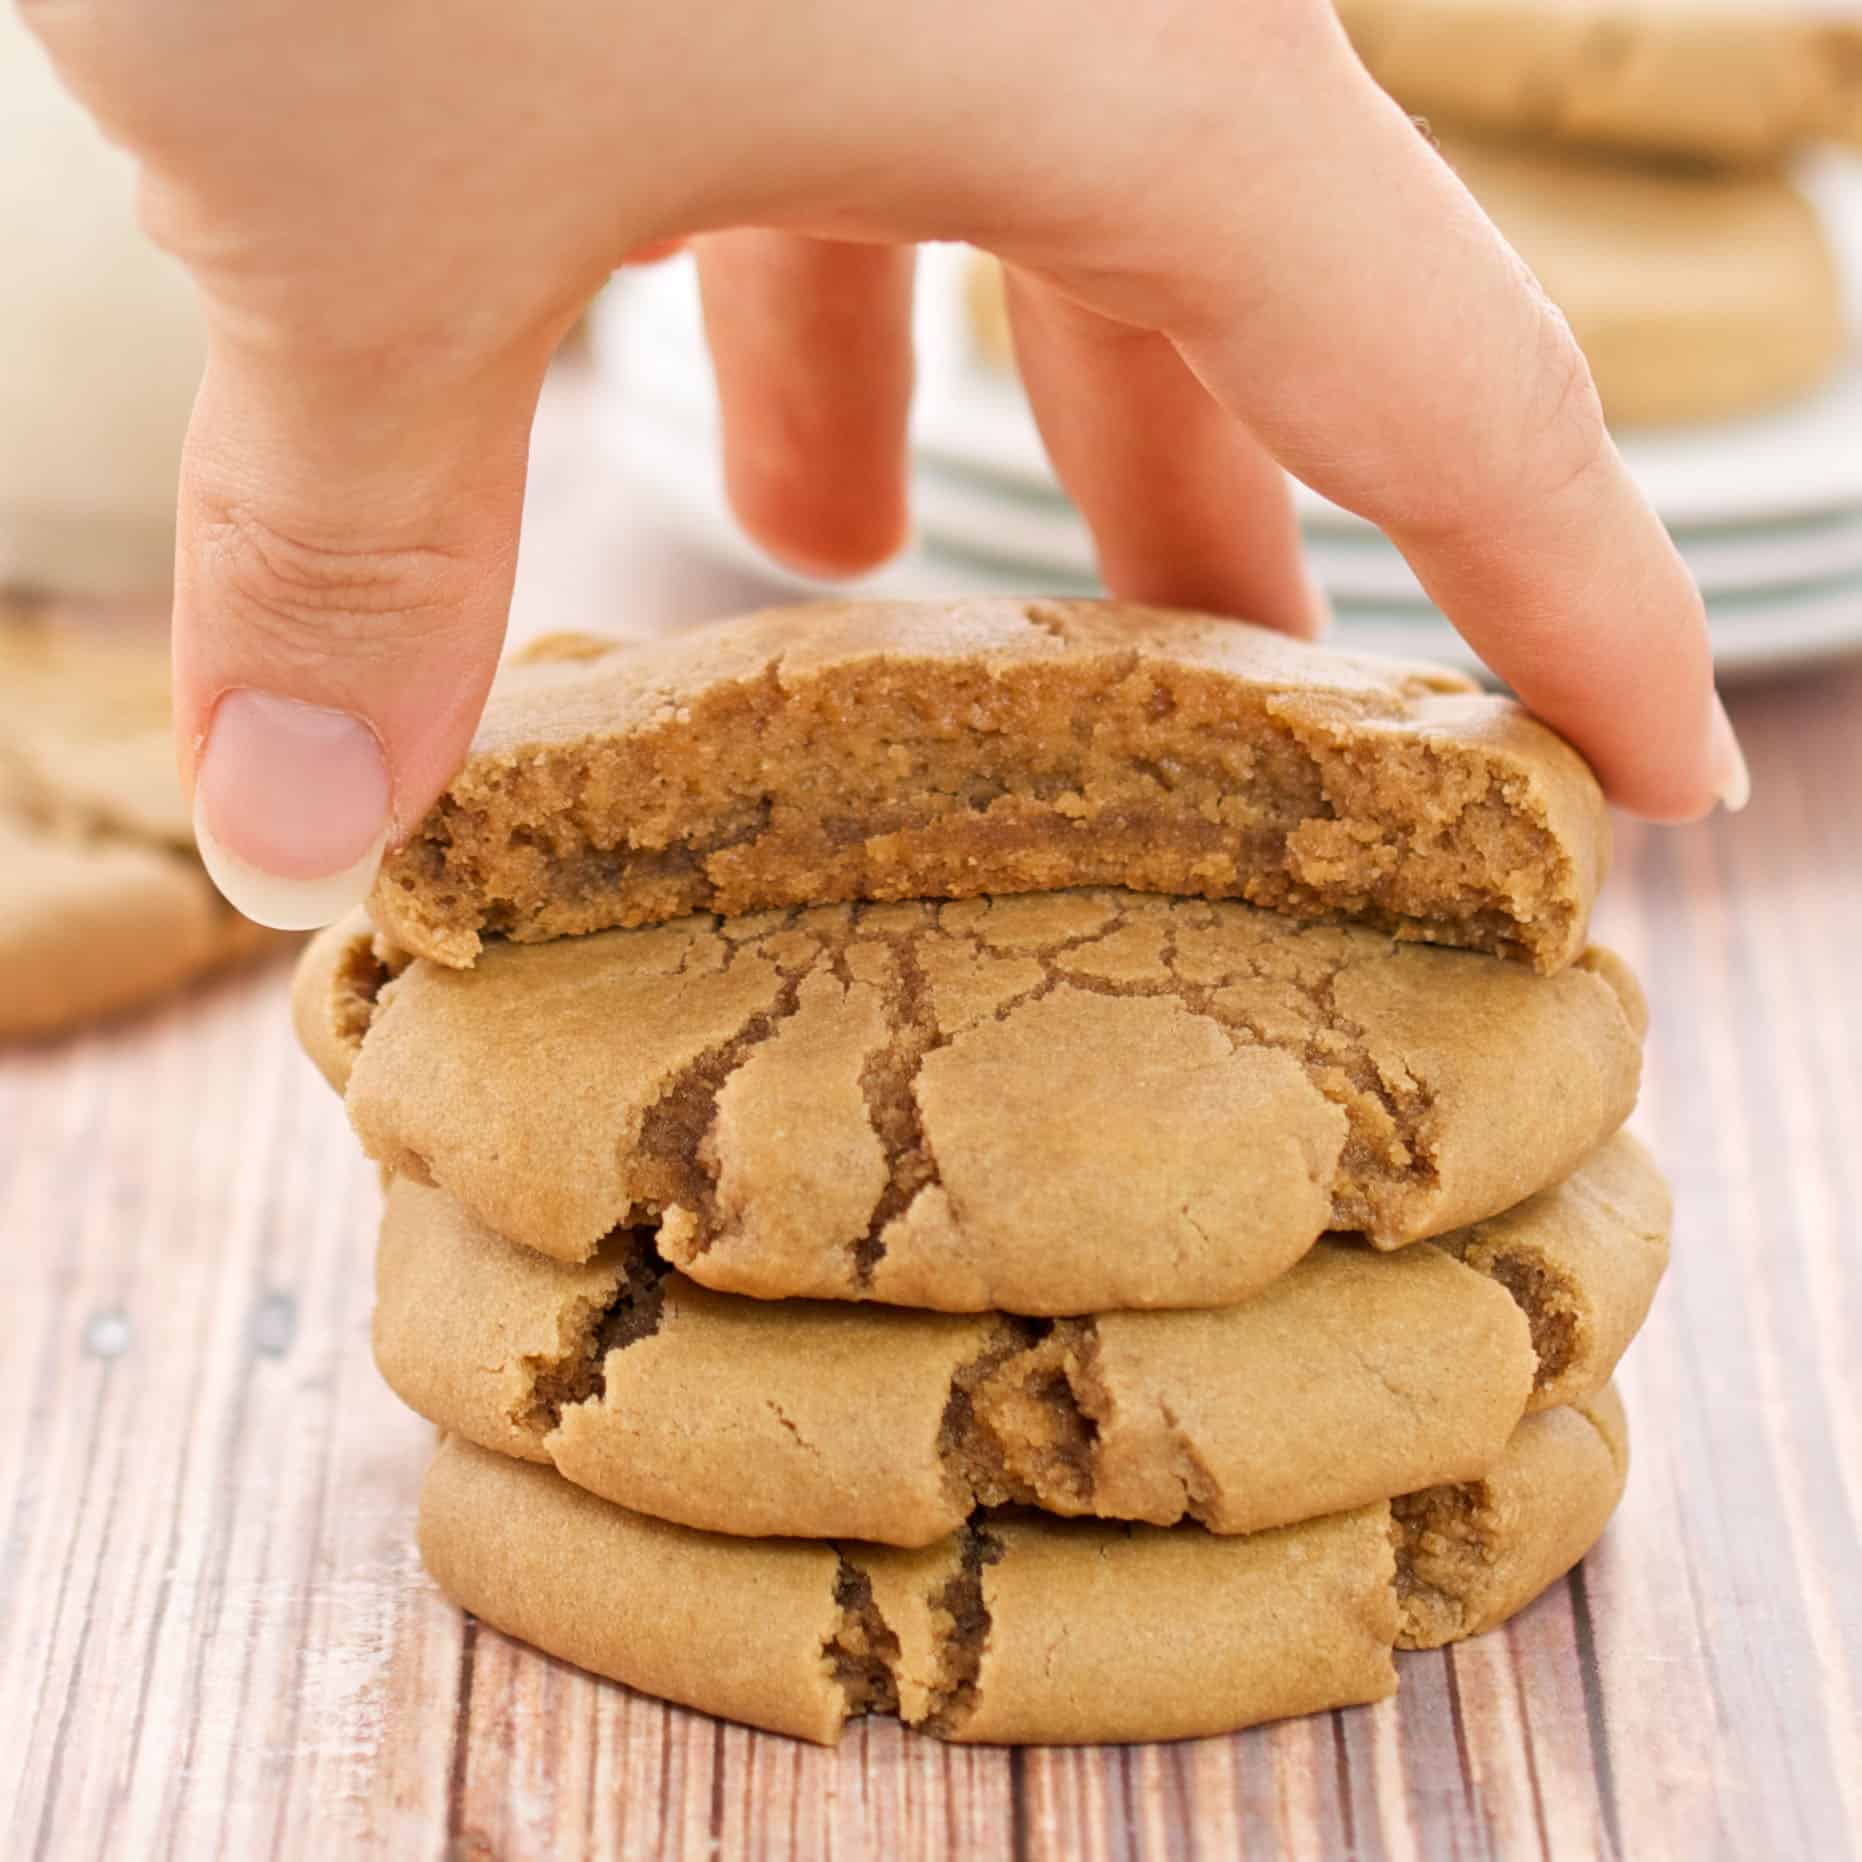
[1,10,204,597]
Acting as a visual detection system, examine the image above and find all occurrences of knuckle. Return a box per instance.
[1508,297,1610,507]
[1400,292,1611,543]
[190,499,472,670]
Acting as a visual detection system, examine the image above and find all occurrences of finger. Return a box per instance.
[176,330,553,929]
[1024,15,1738,820]
[1001,265,1325,638]
[696,232,914,577]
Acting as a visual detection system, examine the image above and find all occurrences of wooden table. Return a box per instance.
[5,394,1861,1858]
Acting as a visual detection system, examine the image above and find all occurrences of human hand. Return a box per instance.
[22,0,1747,929]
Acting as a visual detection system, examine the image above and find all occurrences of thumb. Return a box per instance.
[176,333,546,930]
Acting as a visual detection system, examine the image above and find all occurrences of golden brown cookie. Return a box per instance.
[1439,134,1846,427]
[299,891,1645,1310]
[373,1132,1665,1544]
[967,140,1846,429]
[1394,1384,1630,1648]
[0,604,280,1037]
[1340,0,1862,167]
[1429,1125,1669,1413]
[415,1388,1628,1745]
[369,601,1608,973]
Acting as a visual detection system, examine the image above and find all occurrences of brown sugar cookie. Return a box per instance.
[966,135,1846,429]
[367,601,1608,974]
[0,820,274,1038]
[298,891,1645,1311]
[1395,1383,1630,1648]
[1339,0,1862,169]
[1429,1125,1669,1413]
[0,603,279,1037]
[373,1132,1665,1545]
[415,1388,1628,1745]
[1438,134,1846,427]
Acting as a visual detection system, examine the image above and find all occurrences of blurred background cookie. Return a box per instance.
[0,604,282,1039]
[1337,0,1862,168]
[963,127,1849,431]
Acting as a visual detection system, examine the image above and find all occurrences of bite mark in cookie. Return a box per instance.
[369,600,1607,973]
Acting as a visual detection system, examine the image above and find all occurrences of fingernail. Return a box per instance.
[1709,693,1751,815]
[192,689,392,929]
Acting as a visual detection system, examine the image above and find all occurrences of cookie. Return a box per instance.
[967,138,1846,429]
[1340,0,1862,168]
[368,601,1608,974]
[299,891,1645,1310]
[373,1131,1666,1545]
[1439,134,1846,427]
[415,1387,1628,1745]
[0,604,278,1037]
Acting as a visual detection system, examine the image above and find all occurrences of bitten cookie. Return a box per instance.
[373,1132,1667,1545]
[0,605,279,1037]
[368,602,1608,973]
[1339,0,1862,168]
[416,1388,1629,1745]
[299,891,1645,1311]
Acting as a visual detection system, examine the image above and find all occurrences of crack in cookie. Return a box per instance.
[315,890,1646,1313]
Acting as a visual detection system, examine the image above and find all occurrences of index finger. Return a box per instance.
[1031,9,1743,821]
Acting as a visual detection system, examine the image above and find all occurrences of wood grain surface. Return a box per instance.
[4,429,1860,1858]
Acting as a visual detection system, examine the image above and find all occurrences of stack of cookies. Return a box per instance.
[294,600,1670,1746]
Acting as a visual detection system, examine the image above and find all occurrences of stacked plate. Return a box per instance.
[591,153,1862,680]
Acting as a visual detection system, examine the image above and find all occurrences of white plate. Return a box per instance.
[611,339,1862,599]
[611,395,1862,684]
[599,157,1862,539]
[914,456,1862,600]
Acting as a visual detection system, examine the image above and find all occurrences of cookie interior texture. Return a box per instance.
[298,891,1645,1310]
[0,603,277,1036]
[373,1131,1668,1546]
[415,1388,1628,1746]
[368,601,1607,974]
[1338,0,1862,167]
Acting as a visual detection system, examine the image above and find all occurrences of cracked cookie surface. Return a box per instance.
[415,1388,1627,1745]
[1340,0,1862,167]
[0,603,280,1037]
[368,600,1608,973]
[374,1134,1665,1545]
[303,889,1644,1312]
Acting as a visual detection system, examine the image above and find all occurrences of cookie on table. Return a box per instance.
[1438,133,1846,427]
[1339,0,1862,168]
[0,605,279,1038]
[297,892,1645,1311]
[373,1132,1667,1545]
[368,601,1609,974]
[415,1387,1629,1745]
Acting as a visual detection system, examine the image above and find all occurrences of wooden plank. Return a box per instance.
[4,648,1860,1857]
